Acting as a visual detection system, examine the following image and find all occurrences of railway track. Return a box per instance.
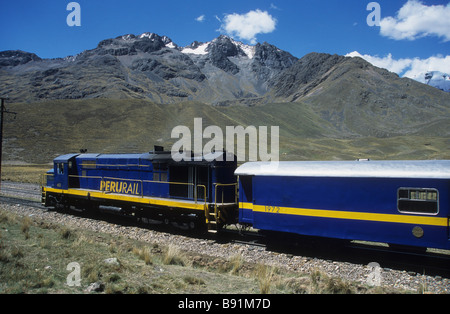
[224,228,450,279]
[0,182,41,201]
[0,194,43,209]
[346,241,450,278]
[1,184,449,292]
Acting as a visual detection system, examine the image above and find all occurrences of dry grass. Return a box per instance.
[254,264,275,294]
[163,245,186,266]
[228,254,244,275]
[0,208,412,294]
[1,165,51,184]
[20,216,32,234]
[132,246,153,265]
[307,268,353,294]
[2,99,449,165]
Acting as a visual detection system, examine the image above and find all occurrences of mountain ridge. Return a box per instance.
[0,32,449,141]
[1,32,449,105]
[0,32,300,104]
[0,32,449,163]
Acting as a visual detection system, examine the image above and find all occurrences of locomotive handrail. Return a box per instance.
[41,173,55,188]
[140,180,207,206]
[210,183,238,228]
[197,185,207,208]
[213,183,238,206]
[80,163,152,168]
[68,175,103,180]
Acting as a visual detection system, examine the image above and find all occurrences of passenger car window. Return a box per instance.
[398,188,438,214]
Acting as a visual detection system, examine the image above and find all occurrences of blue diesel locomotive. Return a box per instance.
[42,148,238,233]
[42,150,450,250]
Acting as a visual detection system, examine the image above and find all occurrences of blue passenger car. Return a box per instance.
[236,160,450,250]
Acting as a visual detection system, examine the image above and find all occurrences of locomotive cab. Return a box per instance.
[52,154,78,190]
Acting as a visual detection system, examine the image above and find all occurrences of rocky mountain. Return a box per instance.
[268,53,450,137]
[0,50,42,67]
[0,33,297,104]
[1,32,449,163]
[0,32,449,139]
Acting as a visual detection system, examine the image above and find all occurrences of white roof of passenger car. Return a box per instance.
[234,160,450,179]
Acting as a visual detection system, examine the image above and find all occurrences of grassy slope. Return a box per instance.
[2,99,449,164]
[0,208,262,294]
[0,208,404,294]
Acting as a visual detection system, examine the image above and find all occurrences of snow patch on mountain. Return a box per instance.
[413,71,450,92]
[181,36,256,59]
[231,39,256,59]
[181,42,209,55]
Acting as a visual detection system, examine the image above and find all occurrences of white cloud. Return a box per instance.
[379,0,450,41]
[403,55,450,79]
[220,9,277,44]
[195,15,205,22]
[346,51,412,74]
[270,3,280,10]
[346,51,450,79]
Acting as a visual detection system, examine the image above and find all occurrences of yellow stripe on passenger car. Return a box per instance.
[44,187,206,211]
[249,204,448,227]
[240,202,253,210]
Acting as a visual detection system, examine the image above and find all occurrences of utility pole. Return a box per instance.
[0,98,16,191]
[0,98,4,191]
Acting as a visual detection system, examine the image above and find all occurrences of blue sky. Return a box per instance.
[1,0,449,78]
